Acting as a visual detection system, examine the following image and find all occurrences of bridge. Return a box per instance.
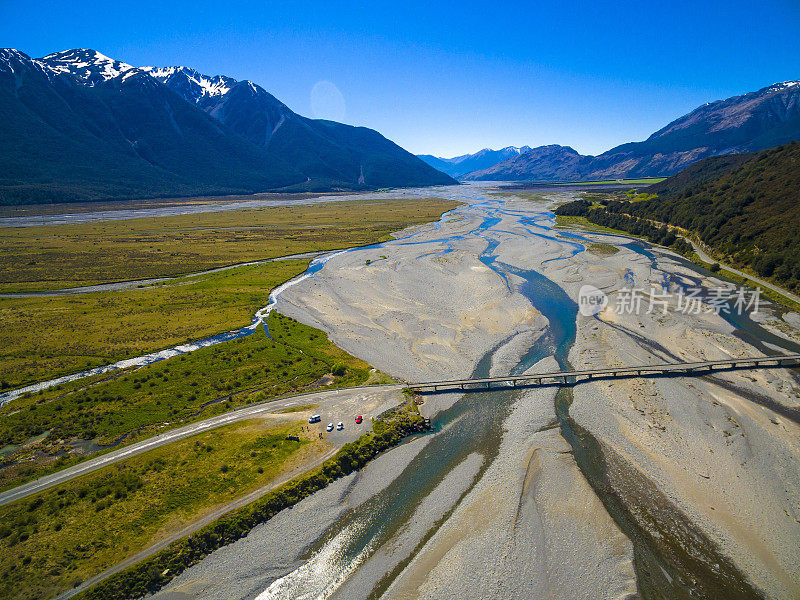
[409,353,800,393]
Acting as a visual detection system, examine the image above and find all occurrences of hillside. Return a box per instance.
[0,49,455,205]
[464,81,800,181]
[144,64,455,191]
[629,141,800,290]
[558,141,800,293]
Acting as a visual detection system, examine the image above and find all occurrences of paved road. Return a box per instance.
[683,237,800,305]
[0,384,401,508]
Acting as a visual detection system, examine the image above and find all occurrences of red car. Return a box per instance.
[355,415,363,424]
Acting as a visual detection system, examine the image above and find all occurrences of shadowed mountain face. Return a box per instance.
[417,146,531,178]
[0,49,455,205]
[636,141,800,291]
[463,81,800,181]
[144,65,457,190]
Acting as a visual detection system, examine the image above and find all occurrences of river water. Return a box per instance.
[239,188,796,600]
[7,185,796,597]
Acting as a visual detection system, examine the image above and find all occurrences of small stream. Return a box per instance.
[250,189,797,600]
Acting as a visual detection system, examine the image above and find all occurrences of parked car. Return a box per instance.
[309,414,321,424]
[355,415,363,424]
[337,422,344,430]
[326,423,334,432]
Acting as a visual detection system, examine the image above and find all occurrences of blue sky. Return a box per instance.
[2,0,799,156]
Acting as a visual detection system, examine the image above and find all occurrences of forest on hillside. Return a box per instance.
[556,141,800,293]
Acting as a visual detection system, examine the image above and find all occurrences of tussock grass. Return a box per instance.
[0,312,380,490]
[0,418,320,600]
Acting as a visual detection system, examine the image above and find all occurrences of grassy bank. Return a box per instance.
[0,418,323,600]
[0,312,385,490]
[0,197,459,292]
[73,402,428,600]
[0,197,458,388]
[554,214,630,236]
[0,260,308,389]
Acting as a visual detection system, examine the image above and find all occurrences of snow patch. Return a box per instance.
[141,65,232,101]
[39,49,135,85]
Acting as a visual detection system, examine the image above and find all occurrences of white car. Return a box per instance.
[326,423,334,432]
[336,422,344,431]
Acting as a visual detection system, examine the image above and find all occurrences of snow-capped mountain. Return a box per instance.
[142,65,294,148]
[139,62,455,188]
[417,146,532,178]
[39,49,137,85]
[464,80,800,181]
[0,48,455,204]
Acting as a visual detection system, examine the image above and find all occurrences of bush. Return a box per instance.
[331,363,347,377]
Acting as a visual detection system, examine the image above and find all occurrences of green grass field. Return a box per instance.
[0,260,309,389]
[0,417,323,600]
[0,197,459,292]
[0,311,383,490]
[0,197,457,389]
[554,214,631,236]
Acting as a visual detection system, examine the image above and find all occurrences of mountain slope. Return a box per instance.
[144,64,456,191]
[625,141,800,291]
[417,146,531,178]
[460,145,584,181]
[464,81,800,181]
[0,49,454,205]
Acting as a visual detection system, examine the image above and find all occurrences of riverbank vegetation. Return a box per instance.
[0,312,384,490]
[71,402,428,600]
[554,199,694,255]
[0,418,322,600]
[0,260,307,389]
[575,141,800,294]
[0,197,459,292]
[0,197,457,388]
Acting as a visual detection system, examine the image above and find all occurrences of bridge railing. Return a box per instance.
[408,354,800,393]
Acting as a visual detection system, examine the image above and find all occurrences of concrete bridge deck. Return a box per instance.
[409,353,800,393]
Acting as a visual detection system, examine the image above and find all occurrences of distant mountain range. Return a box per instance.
[449,81,800,181]
[0,48,455,205]
[417,146,531,178]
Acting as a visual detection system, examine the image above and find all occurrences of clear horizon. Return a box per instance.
[2,0,799,157]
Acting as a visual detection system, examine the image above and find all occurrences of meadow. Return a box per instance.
[0,197,457,388]
[0,312,383,490]
[0,416,321,600]
[0,197,459,291]
[0,260,307,389]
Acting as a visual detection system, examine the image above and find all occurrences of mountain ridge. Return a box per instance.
[418,145,531,178]
[0,48,455,205]
[462,80,800,181]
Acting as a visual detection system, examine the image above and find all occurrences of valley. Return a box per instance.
[104,183,799,600]
[1,183,799,600]
[2,6,799,600]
